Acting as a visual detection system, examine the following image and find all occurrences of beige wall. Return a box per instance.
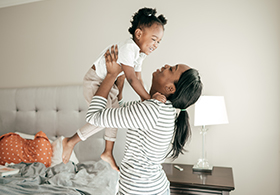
[0,0,279,194]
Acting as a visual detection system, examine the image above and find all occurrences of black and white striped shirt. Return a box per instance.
[86,96,176,195]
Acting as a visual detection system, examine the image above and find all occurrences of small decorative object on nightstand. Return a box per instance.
[162,163,235,195]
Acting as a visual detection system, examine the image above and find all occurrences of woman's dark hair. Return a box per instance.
[167,69,203,159]
[128,7,167,37]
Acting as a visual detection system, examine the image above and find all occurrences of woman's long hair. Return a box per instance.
[167,68,202,159]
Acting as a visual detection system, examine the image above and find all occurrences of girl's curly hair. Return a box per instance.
[128,7,167,37]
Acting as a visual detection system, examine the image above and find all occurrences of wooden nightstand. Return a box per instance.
[162,163,235,195]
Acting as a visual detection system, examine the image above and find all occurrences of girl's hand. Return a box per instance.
[152,92,166,103]
[105,45,122,76]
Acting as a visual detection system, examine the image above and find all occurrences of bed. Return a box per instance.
[0,85,127,195]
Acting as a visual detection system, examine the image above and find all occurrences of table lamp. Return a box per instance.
[193,96,228,172]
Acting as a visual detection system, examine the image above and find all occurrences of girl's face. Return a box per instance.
[135,23,164,55]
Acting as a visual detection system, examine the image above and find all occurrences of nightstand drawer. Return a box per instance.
[170,187,225,195]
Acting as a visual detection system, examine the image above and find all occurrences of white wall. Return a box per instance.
[0,0,279,194]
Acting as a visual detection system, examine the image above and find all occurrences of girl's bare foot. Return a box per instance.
[62,133,81,164]
[62,137,74,164]
[101,152,119,172]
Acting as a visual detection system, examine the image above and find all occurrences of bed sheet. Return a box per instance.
[0,160,118,195]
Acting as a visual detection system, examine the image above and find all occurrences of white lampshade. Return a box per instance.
[194,96,228,126]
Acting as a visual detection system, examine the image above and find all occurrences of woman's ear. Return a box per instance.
[165,83,176,95]
[134,28,142,40]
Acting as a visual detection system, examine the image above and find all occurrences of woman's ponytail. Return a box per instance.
[169,109,190,159]
[167,69,202,159]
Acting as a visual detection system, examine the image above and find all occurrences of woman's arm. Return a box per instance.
[115,74,125,101]
[94,45,122,99]
[86,96,160,130]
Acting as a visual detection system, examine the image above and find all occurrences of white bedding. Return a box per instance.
[0,160,118,195]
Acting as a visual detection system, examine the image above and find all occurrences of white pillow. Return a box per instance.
[14,132,36,140]
[15,131,53,143]
[51,136,79,167]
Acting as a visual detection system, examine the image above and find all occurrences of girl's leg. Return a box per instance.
[62,123,104,164]
[101,86,120,171]
[101,139,119,171]
[63,67,121,169]
[62,133,81,164]
[62,67,102,164]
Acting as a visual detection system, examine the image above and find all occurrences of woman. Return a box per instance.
[64,46,202,195]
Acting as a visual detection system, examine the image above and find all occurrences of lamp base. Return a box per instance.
[193,158,213,172]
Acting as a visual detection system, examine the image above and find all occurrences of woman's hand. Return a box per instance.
[94,45,123,99]
[115,74,125,101]
[105,45,122,77]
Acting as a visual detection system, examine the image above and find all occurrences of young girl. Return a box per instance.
[62,7,167,171]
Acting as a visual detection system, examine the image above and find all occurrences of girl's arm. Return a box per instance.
[122,65,151,101]
[135,71,166,103]
[135,71,146,101]
[135,71,144,86]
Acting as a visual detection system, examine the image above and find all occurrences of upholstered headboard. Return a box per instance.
[0,85,126,164]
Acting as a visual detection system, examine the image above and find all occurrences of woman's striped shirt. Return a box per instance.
[86,96,176,195]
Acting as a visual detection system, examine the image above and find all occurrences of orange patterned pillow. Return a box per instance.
[0,131,52,167]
